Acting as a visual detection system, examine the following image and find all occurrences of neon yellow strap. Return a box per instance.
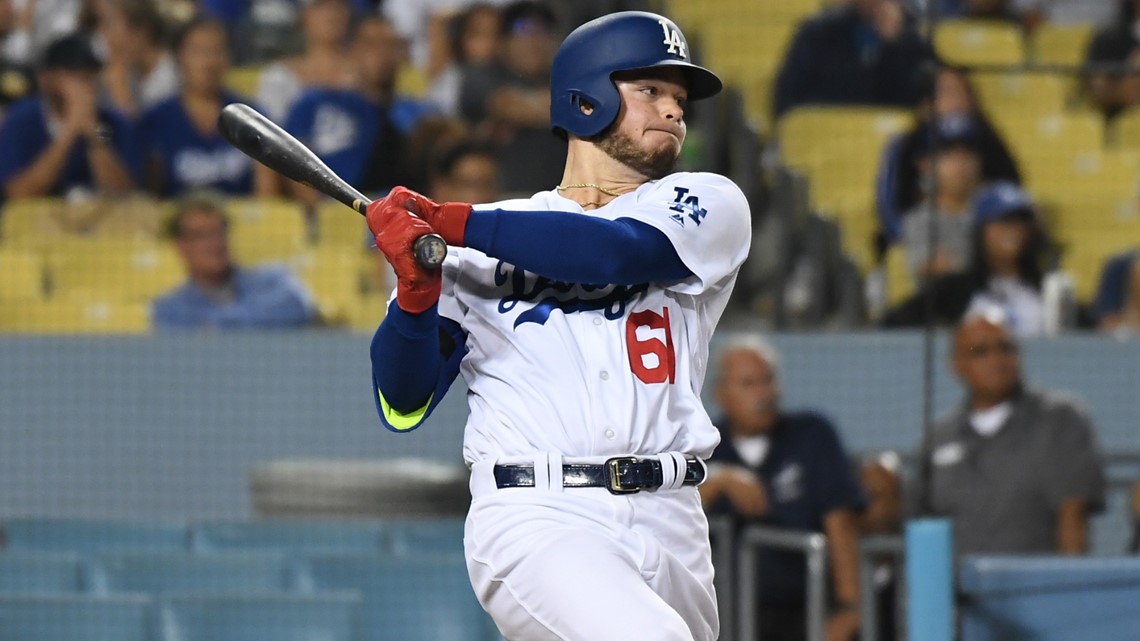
[378,390,433,431]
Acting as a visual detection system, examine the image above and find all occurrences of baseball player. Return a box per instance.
[365,12,750,641]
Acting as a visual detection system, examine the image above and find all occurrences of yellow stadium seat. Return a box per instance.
[314,201,371,249]
[225,66,262,99]
[1059,227,1140,301]
[226,198,310,264]
[286,248,362,325]
[0,300,149,334]
[884,244,915,307]
[1024,150,1139,227]
[0,250,44,301]
[0,197,163,248]
[970,71,1069,119]
[47,240,183,302]
[344,292,389,332]
[992,111,1104,182]
[934,20,1025,67]
[395,65,428,98]
[670,0,821,29]
[1030,23,1095,67]
[1109,107,1140,149]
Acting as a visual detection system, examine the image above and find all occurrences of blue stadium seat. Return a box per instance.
[0,594,150,641]
[297,553,490,641]
[192,519,385,554]
[386,518,466,556]
[89,552,293,595]
[3,518,188,554]
[155,592,361,641]
[0,553,84,594]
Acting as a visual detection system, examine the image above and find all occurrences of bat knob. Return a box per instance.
[413,233,448,269]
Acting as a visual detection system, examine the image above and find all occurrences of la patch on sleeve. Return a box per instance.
[668,186,707,227]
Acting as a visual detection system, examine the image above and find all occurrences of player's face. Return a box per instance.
[953,319,1021,404]
[715,349,780,436]
[598,69,688,179]
[176,208,232,282]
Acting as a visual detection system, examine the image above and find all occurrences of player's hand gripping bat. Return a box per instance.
[217,103,447,269]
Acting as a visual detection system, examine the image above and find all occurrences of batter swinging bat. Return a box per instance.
[217,103,447,269]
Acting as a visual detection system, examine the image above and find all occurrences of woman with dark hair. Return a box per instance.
[137,16,274,196]
[426,3,501,117]
[883,181,1054,337]
[875,66,1021,243]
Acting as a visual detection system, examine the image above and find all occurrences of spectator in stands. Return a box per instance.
[255,0,355,124]
[1,0,86,66]
[459,0,564,195]
[152,192,317,330]
[772,0,930,120]
[383,0,512,77]
[1085,0,1140,119]
[876,66,1021,244]
[137,16,274,196]
[427,138,499,204]
[857,451,902,641]
[0,0,37,115]
[900,119,984,281]
[283,15,436,205]
[1017,0,1117,28]
[0,33,140,200]
[1093,249,1140,334]
[884,182,1054,337]
[913,308,1105,556]
[97,0,179,118]
[425,3,500,118]
[700,336,865,641]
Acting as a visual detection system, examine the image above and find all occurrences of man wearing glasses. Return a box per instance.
[913,307,1105,555]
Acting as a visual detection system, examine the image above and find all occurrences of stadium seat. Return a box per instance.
[0,554,84,594]
[0,594,150,641]
[286,249,363,325]
[344,292,389,331]
[47,240,182,302]
[386,518,466,556]
[0,250,44,302]
[298,553,490,641]
[226,198,310,264]
[970,71,1069,120]
[992,112,1104,183]
[1108,106,1140,149]
[0,198,162,248]
[3,518,188,554]
[314,200,372,249]
[884,244,916,307]
[192,519,385,554]
[224,66,262,99]
[0,300,151,334]
[1030,23,1095,67]
[1058,227,1140,301]
[934,20,1025,67]
[155,592,361,641]
[88,552,293,595]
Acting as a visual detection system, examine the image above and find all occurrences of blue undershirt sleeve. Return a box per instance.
[464,209,692,285]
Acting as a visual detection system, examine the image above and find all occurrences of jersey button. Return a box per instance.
[593,317,602,326]
[599,370,609,381]
[604,429,615,439]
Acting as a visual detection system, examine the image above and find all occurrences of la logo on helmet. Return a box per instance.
[658,20,687,58]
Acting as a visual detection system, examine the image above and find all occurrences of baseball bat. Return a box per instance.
[217,102,447,269]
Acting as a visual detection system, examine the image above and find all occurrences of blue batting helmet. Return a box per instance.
[550,11,722,139]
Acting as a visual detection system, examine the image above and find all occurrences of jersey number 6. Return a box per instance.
[626,309,676,384]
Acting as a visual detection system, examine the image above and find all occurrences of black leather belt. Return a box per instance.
[494,456,705,495]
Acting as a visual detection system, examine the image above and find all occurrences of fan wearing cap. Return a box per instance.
[0,33,140,200]
[362,11,749,641]
[886,181,1054,337]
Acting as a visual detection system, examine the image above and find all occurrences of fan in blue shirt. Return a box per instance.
[138,17,273,197]
[0,35,140,201]
[283,15,435,204]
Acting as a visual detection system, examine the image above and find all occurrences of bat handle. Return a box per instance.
[352,198,448,270]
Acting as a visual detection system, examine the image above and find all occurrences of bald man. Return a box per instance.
[701,337,865,641]
[914,310,1106,555]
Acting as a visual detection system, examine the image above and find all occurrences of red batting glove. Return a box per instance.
[369,201,441,314]
[383,186,472,247]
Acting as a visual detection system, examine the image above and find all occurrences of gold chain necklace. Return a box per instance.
[555,182,628,197]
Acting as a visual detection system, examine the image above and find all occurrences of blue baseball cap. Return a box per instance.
[974,181,1036,223]
[919,114,981,155]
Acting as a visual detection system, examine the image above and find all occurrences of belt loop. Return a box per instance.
[470,459,499,498]
[532,452,552,491]
[548,452,564,492]
[656,452,688,491]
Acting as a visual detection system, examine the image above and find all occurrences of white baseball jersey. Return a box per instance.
[437,171,751,465]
